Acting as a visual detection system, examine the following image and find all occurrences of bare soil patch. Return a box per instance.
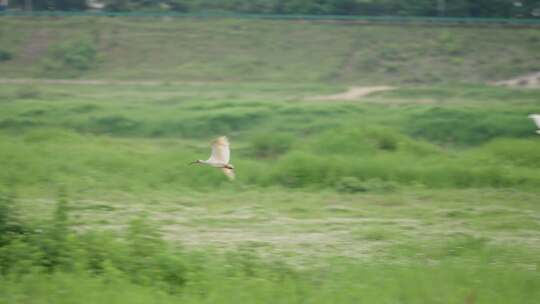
[491,71,540,88]
[307,86,396,100]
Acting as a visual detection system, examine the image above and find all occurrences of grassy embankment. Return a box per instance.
[0,17,539,83]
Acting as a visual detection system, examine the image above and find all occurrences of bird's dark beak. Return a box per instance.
[189,161,197,165]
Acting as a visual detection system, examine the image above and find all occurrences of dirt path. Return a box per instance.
[307,86,396,100]
[0,80,399,101]
[491,71,540,88]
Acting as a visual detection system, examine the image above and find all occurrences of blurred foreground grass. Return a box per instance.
[1,190,539,304]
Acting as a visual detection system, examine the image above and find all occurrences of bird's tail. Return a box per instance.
[222,168,235,180]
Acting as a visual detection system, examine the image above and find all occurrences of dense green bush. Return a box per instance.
[0,49,13,62]
[406,108,533,145]
[87,115,143,136]
[1,83,539,191]
[0,193,25,248]
[335,177,398,193]
[0,118,38,132]
[250,133,294,158]
[42,38,99,75]
[265,125,540,190]
[2,125,540,192]
[15,86,42,99]
[270,151,332,187]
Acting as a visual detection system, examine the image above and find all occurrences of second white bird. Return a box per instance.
[529,114,540,134]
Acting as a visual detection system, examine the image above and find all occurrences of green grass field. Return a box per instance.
[1,81,539,303]
[1,16,540,304]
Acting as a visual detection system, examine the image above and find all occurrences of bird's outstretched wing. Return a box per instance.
[208,136,230,164]
[222,168,235,180]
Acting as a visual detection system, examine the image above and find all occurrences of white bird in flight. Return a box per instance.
[529,114,540,134]
[190,136,235,180]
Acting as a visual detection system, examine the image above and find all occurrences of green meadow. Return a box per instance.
[1,81,539,303]
[1,83,539,192]
[1,16,540,304]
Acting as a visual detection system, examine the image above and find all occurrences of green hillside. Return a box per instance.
[1,17,539,83]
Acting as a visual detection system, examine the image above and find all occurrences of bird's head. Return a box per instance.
[189,160,202,165]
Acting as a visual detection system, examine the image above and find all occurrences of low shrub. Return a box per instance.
[336,177,398,193]
[15,86,42,99]
[86,115,142,136]
[0,49,13,62]
[407,108,533,145]
[42,37,99,75]
[250,132,294,158]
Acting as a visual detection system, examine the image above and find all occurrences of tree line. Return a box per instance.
[7,0,540,18]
